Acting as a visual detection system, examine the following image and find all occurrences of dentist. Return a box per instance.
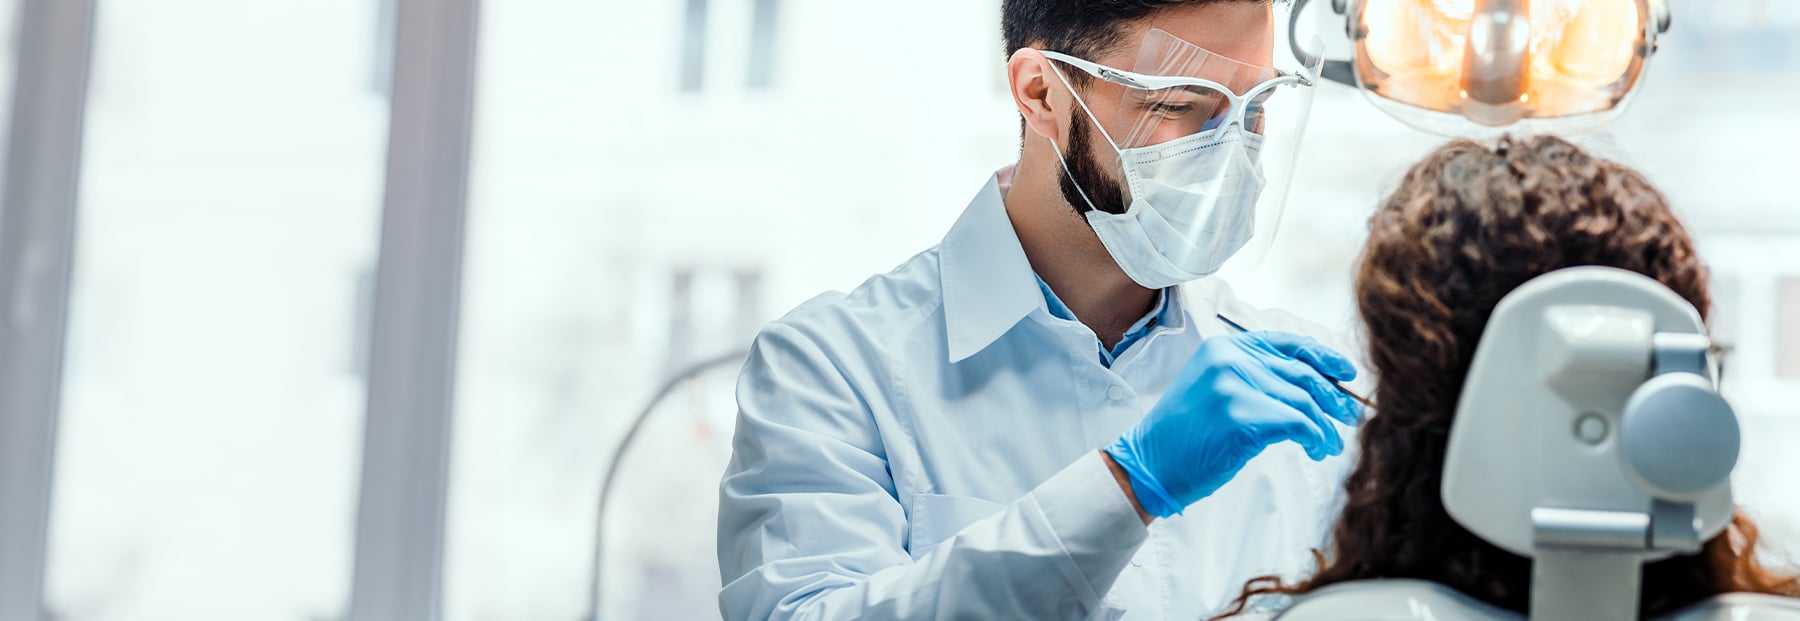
[718,1,1363,618]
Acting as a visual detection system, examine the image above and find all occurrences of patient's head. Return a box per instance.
[1218,135,1797,618]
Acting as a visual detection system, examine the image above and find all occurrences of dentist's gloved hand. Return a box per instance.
[1106,331,1364,518]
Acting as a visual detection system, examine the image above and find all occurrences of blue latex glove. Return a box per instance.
[1106,331,1364,518]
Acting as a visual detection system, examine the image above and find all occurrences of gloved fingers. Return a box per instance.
[1253,405,1343,462]
[1269,357,1364,426]
[1246,331,1358,382]
[1259,381,1345,460]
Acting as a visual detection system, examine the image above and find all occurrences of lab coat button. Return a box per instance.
[1107,385,1126,401]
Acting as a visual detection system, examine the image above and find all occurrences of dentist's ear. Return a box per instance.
[1008,48,1067,145]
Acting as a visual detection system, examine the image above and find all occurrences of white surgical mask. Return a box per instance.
[1049,67,1270,289]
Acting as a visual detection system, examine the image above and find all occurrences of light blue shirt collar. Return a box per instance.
[939,168,1186,364]
[1036,275,1173,367]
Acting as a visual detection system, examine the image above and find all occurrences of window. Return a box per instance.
[746,0,779,89]
[1663,0,1800,72]
[1705,275,1740,386]
[372,0,396,94]
[1779,278,1800,379]
[448,1,1015,618]
[680,0,708,92]
[681,0,785,93]
[666,267,761,373]
[43,0,389,617]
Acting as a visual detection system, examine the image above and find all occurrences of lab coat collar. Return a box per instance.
[940,168,1046,364]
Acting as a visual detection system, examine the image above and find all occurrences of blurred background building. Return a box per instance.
[0,0,1793,619]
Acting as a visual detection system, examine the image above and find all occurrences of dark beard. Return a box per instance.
[1059,113,1129,216]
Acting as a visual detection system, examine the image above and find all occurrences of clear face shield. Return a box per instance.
[1042,13,1326,287]
[1329,0,1669,135]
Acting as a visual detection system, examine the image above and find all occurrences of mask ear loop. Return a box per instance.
[1043,57,1129,214]
[1047,135,1100,214]
[1044,59,1128,154]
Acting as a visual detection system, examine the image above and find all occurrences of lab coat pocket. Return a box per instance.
[905,493,1008,559]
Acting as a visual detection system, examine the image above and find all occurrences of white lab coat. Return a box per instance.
[717,170,1366,620]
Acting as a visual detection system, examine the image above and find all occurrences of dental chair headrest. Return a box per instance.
[1268,268,1787,621]
[1443,266,1739,619]
[1444,266,1737,561]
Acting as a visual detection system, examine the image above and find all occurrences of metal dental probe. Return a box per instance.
[1216,313,1376,410]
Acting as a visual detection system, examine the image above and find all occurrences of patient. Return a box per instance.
[1216,135,1800,618]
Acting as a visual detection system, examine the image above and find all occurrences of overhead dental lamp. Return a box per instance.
[1293,0,1672,135]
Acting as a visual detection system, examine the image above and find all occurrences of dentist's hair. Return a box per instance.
[1001,0,1271,65]
[1215,135,1800,619]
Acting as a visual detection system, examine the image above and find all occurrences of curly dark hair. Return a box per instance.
[1214,135,1800,619]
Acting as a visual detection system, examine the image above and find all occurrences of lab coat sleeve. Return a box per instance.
[717,321,1150,620]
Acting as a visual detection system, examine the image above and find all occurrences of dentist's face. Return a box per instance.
[1057,3,1274,217]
